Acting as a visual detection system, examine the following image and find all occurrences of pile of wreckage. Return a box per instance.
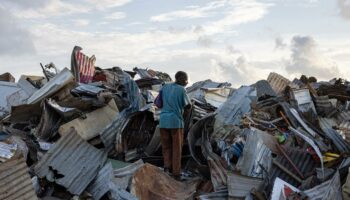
[1,46,350,200]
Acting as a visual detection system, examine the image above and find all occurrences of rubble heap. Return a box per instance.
[1,46,350,200]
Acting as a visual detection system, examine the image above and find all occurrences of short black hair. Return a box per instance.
[175,71,188,81]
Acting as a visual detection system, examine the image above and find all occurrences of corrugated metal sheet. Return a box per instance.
[336,111,350,124]
[227,173,263,198]
[236,131,272,178]
[34,129,107,195]
[256,80,276,101]
[59,100,119,140]
[304,171,342,200]
[266,72,292,94]
[291,89,316,114]
[264,147,317,195]
[198,188,228,200]
[35,99,61,140]
[343,167,350,199]
[113,159,144,190]
[27,68,74,104]
[213,86,256,138]
[0,158,38,200]
[71,46,96,84]
[100,70,144,152]
[0,81,20,118]
[318,117,350,153]
[338,121,350,143]
[86,162,113,200]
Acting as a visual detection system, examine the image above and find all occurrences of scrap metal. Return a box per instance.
[34,128,107,195]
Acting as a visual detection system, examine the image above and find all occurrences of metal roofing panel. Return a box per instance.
[34,128,107,195]
[113,159,144,190]
[86,162,113,200]
[59,100,119,140]
[227,173,263,198]
[213,86,256,136]
[337,111,350,124]
[265,147,317,195]
[0,158,38,200]
[198,189,228,200]
[256,80,276,101]
[27,68,74,104]
[236,130,272,178]
[319,117,350,153]
[304,171,342,200]
[266,72,292,94]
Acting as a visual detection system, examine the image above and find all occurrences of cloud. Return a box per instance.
[0,7,35,56]
[338,0,350,21]
[150,0,226,22]
[203,1,273,35]
[105,12,126,20]
[286,35,340,80]
[73,19,90,27]
[1,0,132,19]
[197,36,213,47]
[86,0,132,10]
[275,36,287,49]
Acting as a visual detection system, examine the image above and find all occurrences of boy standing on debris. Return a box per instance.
[159,71,191,180]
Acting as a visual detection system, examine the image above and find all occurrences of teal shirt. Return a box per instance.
[159,83,190,128]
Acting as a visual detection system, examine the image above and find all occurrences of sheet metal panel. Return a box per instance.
[27,68,74,104]
[0,158,38,200]
[266,72,292,94]
[34,129,107,195]
[227,173,263,198]
[319,117,350,153]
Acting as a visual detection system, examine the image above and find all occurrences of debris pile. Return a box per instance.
[1,46,350,200]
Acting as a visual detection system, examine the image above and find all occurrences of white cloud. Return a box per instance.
[86,0,132,10]
[150,0,226,22]
[0,7,35,56]
[338,0,350,21]
[73,19,90,27]
[286,35,340,80]
[275,36,287,49]
[105,12,126,20]
[1,0,132,19]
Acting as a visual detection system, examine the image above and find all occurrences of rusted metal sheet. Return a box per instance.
[227,173,263,198]
[130,163,199,200]
[113,159,144,190]
[265,147,317,194]
[0,158,38,200]
[59,100,119,140]
[34,128,107,195]
[266,72,292,94]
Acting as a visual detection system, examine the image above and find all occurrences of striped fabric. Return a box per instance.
[71,46,96,83]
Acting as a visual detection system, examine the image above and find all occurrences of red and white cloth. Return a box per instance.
[71,46,96,84]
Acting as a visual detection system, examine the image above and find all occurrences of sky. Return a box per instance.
[1,0,350,87]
